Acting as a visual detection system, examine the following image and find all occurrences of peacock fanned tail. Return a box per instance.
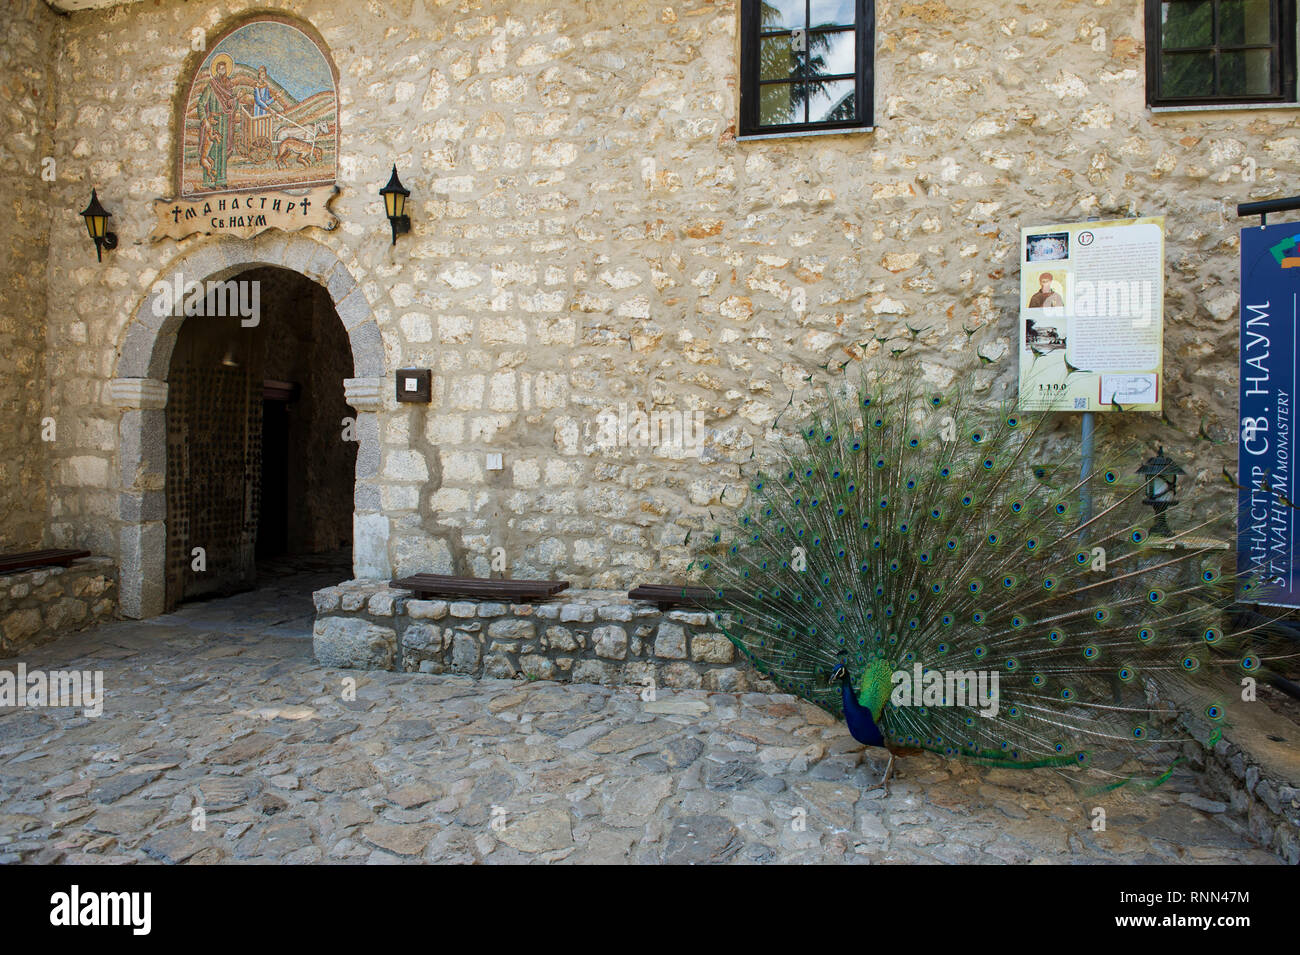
[691,367,1299,777]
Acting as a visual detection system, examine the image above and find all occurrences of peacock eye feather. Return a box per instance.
[687,374,1279,769]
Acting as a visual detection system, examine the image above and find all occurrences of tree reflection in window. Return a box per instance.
[1150,0,1288,104]
[757,1,858,127]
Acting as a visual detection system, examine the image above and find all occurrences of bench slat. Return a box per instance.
[390,574,569,601]
[0,549,92,575]
[628,583,715,611]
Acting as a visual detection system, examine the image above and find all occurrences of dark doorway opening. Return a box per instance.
[164,267,357,610]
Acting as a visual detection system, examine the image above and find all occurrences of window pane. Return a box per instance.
[1162,1,1213,48]
[760,34,800,80]
[1161,50,1216,95]
[1221,48,1275,94]
[758,0,805,31]
[806,77,856,122]
[759,83,803,125]
[1219,0,1273,46]
[810,0,856,29]
[808,29,856,77]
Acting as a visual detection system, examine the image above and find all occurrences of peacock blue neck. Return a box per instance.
[840,674,885,747]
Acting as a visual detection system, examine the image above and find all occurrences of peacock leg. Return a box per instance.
[880,752,895,795]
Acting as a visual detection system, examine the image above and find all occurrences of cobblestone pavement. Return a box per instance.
[0,570,1280,864]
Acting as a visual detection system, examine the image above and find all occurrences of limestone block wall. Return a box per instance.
[0,558,119,657]
[0,0,59,550]
[313,581,766,692]
[25,0,1300,595]
[1183,702,1300,864]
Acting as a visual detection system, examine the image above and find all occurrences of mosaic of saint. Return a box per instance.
[180,18,338,198]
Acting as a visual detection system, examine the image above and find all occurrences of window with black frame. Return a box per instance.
[1146,0,1296,106]
[739,0,874,136]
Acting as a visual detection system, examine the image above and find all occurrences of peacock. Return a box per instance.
[689,365,1298,787]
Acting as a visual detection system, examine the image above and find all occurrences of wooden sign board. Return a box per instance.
[149,185,338,240]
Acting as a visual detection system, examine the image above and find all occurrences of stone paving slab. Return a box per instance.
[0,584,1282,865]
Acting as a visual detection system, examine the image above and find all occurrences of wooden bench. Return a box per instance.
[627,583,716,612]
[390,573,569,602]
[0,548,92,576]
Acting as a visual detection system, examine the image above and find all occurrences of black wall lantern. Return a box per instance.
[379,165,411,245]
[79,189,118,262]
[1137,446,1184,537]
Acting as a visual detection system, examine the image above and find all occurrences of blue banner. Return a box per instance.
[1238,221,1300,607]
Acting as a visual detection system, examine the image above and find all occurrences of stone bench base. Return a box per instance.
[0,557,118,656]
[312,580,772,694]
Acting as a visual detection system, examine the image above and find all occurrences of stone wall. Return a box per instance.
[0,0,59,550]
[26,0,1300,593]
[1182,698,1300,864]
[0,558,118,657]
[313,580,764,692]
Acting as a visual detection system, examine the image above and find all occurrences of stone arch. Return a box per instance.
[110,233,388,618]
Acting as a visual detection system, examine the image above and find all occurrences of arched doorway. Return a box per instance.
[162,267,356,608]
[110,234,389,619]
